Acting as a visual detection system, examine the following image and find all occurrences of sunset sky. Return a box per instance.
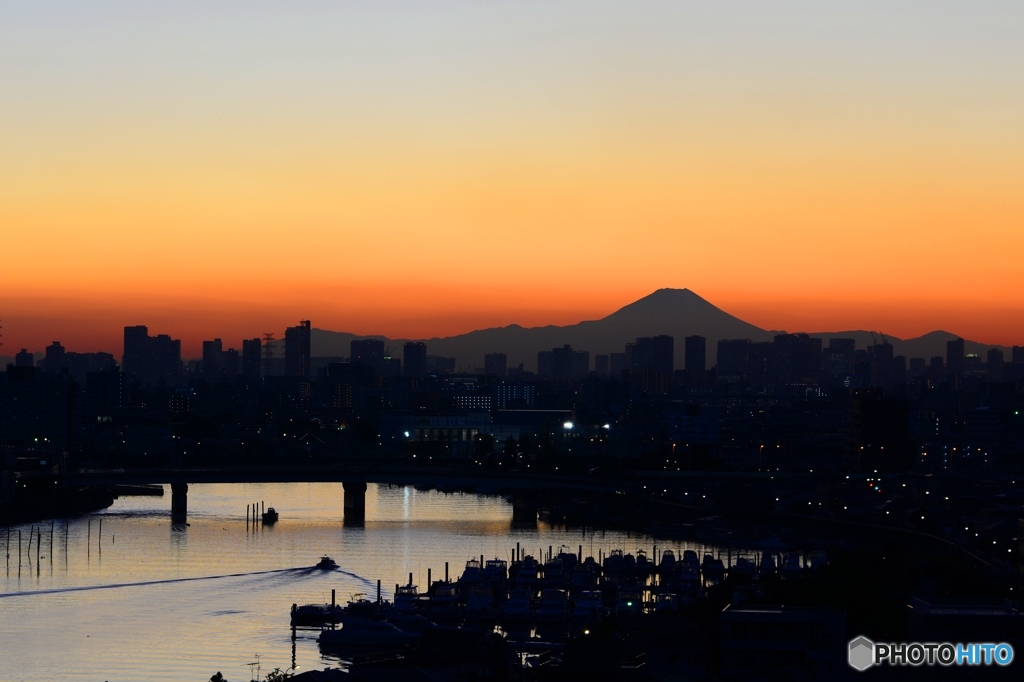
[2,1,1023,355]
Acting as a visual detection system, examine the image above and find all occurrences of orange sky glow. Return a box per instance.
[2,3,1022,356]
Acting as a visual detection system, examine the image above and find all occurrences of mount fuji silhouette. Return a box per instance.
[308,288,1007,372]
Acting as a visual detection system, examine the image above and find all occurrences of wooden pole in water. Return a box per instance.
[36,527,41,569]
[98,518,102,554]
[331,589,335,609]
[445,561,449,582]
[18,530,22,570]
[87,519,91,558]
[50,520,54,565]
[377,579,381,605]
[427,568,431,587]
[27,526,33,568]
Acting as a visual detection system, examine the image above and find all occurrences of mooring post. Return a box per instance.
[427,568,431,588]
[343,481,367,526]
[171,483,188,521]
[445,561,449,582]
[377,579,381,605]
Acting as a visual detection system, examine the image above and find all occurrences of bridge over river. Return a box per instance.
[22,464,814,524]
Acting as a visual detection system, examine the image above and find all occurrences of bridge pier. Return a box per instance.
[343,481,366,526]
[171,483,188,521]
[511,491,538,526]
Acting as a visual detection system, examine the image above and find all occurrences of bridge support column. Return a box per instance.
[511,492,538,526]
[343,481,366,526]
[171,483,188,521]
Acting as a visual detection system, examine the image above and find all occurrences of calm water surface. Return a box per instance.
[1,483,733,681]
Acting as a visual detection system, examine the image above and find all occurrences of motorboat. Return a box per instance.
[261,507,279,524]
[502,588,534,623]
[317,618,420,648]
[702,554,725,583]
[655,593,678,613]
[464,585,496,619]
[291,602,343,626]
[316,555,338,570]
[616,591,642,615]
[483,558,508,583]
[659,550,676,575]
[731,557,756,577]
[536,588,568,623]
[571,590,604,623]
[394,583,419,612]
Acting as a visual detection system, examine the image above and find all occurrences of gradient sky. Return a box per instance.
[2,1,1023,355]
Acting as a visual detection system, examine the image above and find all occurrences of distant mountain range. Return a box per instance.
[308,288,1010,372]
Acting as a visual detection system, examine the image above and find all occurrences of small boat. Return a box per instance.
[291,602,343,626]
[262,507,279,524]
[316,555,338,570]
[317,618,420,648]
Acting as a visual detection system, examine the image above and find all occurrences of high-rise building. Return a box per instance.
[223,348,241,377]
[946,337,965,379]
[717,339,749,380]
[122,325,150,378]
[572,350,590,377]
[772,333,822,385]
[609,352,628,376]
[1013,346,1024,365]
[351,339,385,369]
[685,336,705,373]
[987,348,1004,380]
[285,320,311,377]
[537,350,554,378]
[44,341,66,373]
[652,335,674,374]
[551,345,573,380]
[594,354,609,376]
[631,338,652,370]
[242,338,262,379]
[484,353,506,377]
[122,325,181,385]
[748,342,772,390]
[404,342,427,378]
[14,349,33,367]
[202,338,223,378]
[821,338,856,388]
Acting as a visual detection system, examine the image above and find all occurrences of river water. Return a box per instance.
[1,483,736,681]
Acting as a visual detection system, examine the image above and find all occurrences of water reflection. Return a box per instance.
[1,483,752,681]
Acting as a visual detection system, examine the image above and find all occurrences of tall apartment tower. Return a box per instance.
[242,338,262,379]
[404,341,427,377]
[285,320,311,377]
[685,335,706,373]
[946,337,965,380]
[484,353,507,377]
[202,338,224,379]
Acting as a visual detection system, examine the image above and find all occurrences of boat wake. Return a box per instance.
[0,565,370,600]
[290,565,376,589]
